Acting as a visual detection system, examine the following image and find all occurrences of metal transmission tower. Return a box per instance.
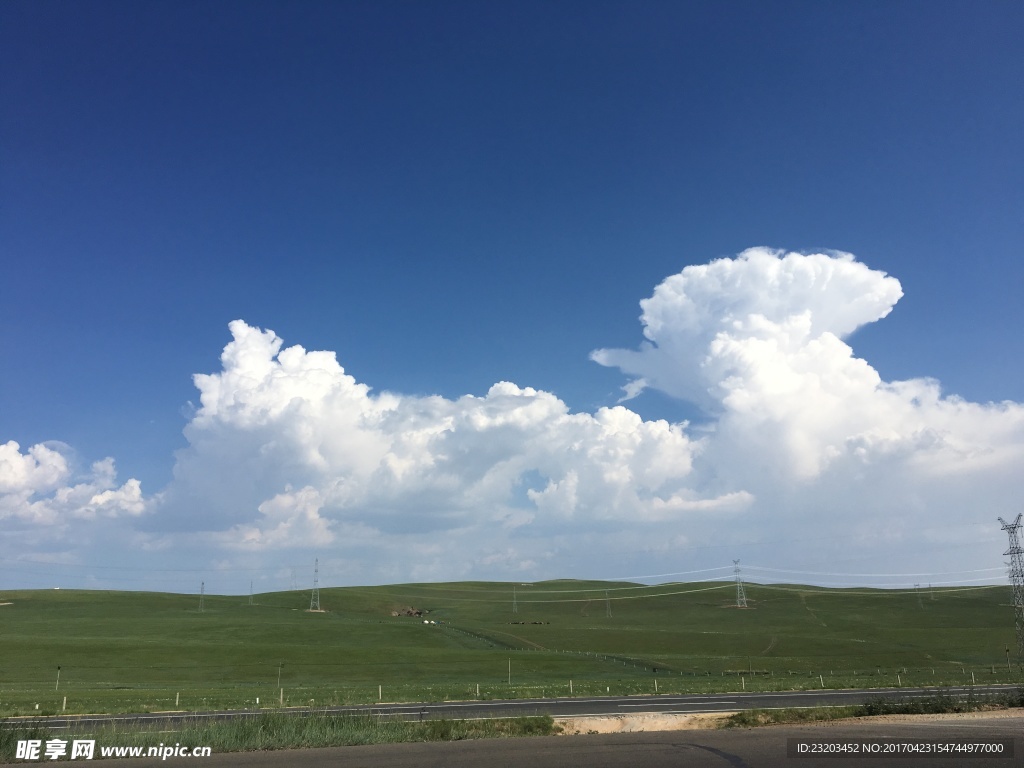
[512,586,518,614]
[605,590,612,618]
[309,558,321,612]
[733,560,748,608]
[199,581,205,613]
[999,514,1024,661]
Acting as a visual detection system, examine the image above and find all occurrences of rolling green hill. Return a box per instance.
[0,581,1018,715]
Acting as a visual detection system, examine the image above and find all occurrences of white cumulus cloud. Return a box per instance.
[158,320,708,568]
[592,247,904,412]
[591,247,1024,577]
[0,442,147,525]
[0,440,69,494]
[593,247,1024,481]
[6,247,1022,588]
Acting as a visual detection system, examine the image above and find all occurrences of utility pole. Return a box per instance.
[199,581,205,613]
[998,514,1024,662]
[734,560,748,608]
[249,580,253,606]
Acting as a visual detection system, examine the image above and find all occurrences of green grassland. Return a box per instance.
[0,581,1019,715]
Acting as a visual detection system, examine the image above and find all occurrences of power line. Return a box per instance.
[524,584,733,603]
[754,583,1003,596]
[740,575,1006,589]
[743,565,1005,578]
[350,583,734,604]
[606,566,734,580]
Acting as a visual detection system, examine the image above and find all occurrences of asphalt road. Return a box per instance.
[13,684,1020,731]
[13,713,1020,768]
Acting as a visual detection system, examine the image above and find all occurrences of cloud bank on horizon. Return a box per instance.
[3,248,1022,588]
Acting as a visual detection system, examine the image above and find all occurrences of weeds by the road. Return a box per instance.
[723,688,1024,728]
[0,713,558,759]
[724,706,860,727]
[856,687,1024,716]
[0,720,51,757]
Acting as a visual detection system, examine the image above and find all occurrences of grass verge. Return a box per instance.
[0,720,51,759]
[856,687,1024,716]
[723,706,861,727]
[0,713,559,760]
[722,688,1024,728]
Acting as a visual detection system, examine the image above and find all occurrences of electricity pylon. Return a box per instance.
[309,558,320,611]
[999,514,1024,661]
[734,560,748,608]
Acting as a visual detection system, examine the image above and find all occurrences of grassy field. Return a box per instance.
[0,581,1019,716]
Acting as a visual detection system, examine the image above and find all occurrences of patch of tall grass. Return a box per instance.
[856,687,1024,716]
[0,720,52,756]
[723,706,860,727]
[0,713,558,760]
[723,687,1024,728]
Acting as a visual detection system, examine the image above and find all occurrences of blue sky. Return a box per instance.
[2,1,1022,593]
